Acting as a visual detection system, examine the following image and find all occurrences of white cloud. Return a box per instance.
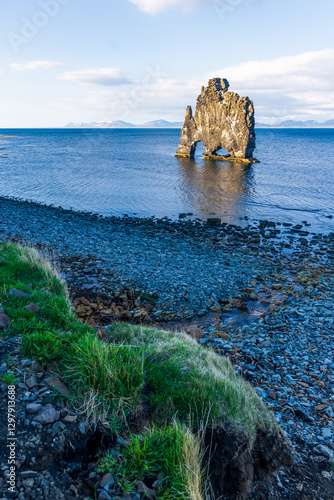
[128,0,205,14]
[214,49,334,92]
[53,72,197,122]
[58,68,131,86]
[53,49,334,123]
[129,0,257,15]
[10,61,64,71]
[212,48,334,121]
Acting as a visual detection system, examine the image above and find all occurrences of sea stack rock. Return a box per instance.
[176,78,258,163]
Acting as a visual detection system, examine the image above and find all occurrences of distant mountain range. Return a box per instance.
[64,119,184,129]
[64,118,334,129]
[256,119,334,128]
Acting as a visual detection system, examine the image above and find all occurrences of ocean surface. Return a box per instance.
[0,128,333,233]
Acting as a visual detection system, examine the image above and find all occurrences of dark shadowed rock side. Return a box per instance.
[176,78,259,164]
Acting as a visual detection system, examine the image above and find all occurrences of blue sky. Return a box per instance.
[1,0,334,126]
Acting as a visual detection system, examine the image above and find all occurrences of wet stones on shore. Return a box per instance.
[0,197,333,322]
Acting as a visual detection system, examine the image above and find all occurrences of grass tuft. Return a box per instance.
[97,421,203,500]
[1,372,16,385]
[63,331,145,424]
[16,245,68,298]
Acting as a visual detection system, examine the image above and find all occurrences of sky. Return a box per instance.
[1,0,334,127]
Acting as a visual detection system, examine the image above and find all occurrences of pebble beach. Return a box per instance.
[1,195,334,498]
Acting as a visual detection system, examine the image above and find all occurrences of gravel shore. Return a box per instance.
[1,196,333,319]
[1,195,334,498]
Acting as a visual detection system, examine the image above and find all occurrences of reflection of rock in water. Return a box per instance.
[176,156,254,220]
[176,78,258,164]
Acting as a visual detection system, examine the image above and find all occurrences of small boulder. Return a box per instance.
[43,375,72,397]
[9,288,31,298]
[98,491,112,500]
[294,408,314,423]
[79,296,90,306]
[214,331,231,340]
[100,473,115,491]
[0,313,9,329]
[255,387,267,399]
[26,374,39,389]
[24,304,41,313]
[314,444,334,459]
[32,359,43,373]
[207,218,221,226]
[135,481,155,500]
[26,403,42,414]
[22,478,35,488]
[63,414,77,423]
[35,404,60,424]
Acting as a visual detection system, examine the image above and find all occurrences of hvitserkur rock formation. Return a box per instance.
[176,78,258,163]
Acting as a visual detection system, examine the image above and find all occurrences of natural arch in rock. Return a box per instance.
[175,78,258,164]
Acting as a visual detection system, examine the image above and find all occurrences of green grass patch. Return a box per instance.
[105,323,275,437]
[97,422,203,500]
[1,371,16,385]
[0,242,92,358]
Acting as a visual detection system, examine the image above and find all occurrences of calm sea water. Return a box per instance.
[0,128,333,233]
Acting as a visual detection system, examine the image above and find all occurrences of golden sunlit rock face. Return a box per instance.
[176,78,257,163]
